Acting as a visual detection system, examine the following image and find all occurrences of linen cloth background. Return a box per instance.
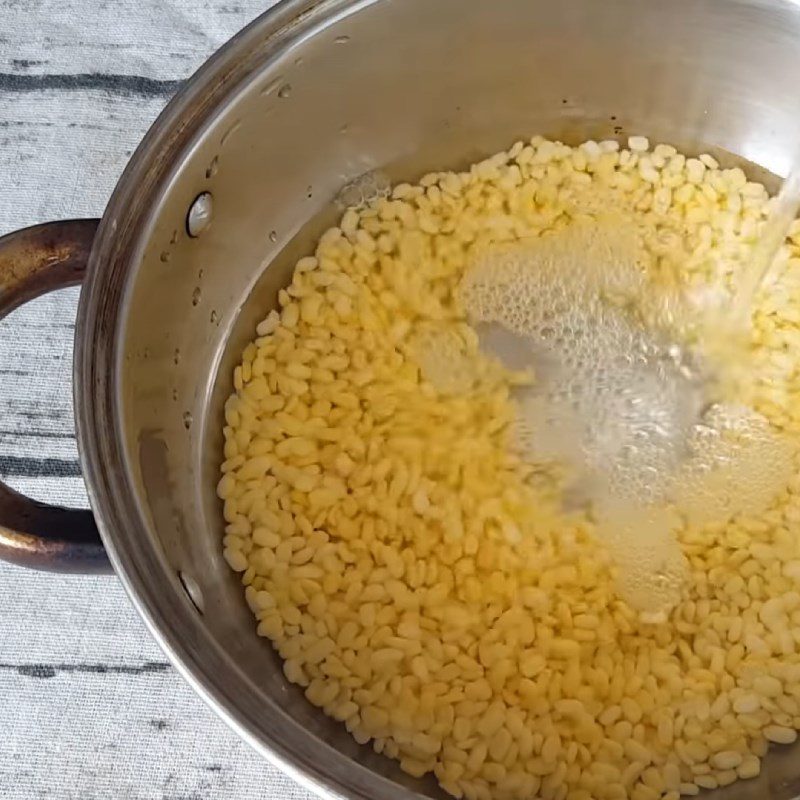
[0,2,317,797]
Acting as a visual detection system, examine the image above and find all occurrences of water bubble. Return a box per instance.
[205,156,219,179]
[269,230,278,243]
[277,83,292,99]
[159,251,170,263]
[334,35,350,44]
[336,169,391,210]
[173,348,181,365]
[182,411,193,430]
[191,287,201,306]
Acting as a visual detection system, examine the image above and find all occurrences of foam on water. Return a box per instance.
[460,222,706,505]
[675,404,795,525]
[436,220,797,620]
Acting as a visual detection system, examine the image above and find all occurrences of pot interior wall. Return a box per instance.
[118,0,800,796]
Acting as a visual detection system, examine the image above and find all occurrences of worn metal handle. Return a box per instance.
[0,219,111,573]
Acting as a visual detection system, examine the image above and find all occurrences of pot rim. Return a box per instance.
[73,1,424,798]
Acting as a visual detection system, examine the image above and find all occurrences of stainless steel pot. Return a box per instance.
[4,0,800,797]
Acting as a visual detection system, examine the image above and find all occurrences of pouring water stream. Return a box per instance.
[732,148,800,325]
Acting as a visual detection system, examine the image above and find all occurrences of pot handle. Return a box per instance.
[0,219,111,574]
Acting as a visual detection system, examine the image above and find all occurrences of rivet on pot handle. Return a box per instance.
[0,219,111,574]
